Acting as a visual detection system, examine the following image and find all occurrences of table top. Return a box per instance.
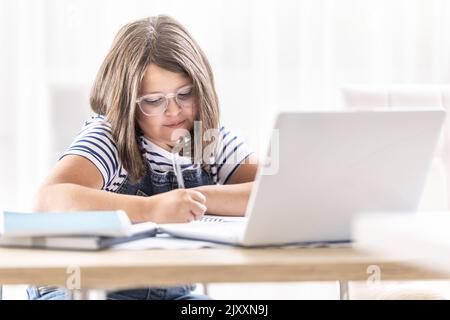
[0,246,447,290]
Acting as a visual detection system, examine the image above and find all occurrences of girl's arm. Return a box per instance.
[34,155,207,223]
[193,154,259,216]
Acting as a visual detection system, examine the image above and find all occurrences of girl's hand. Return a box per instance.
[146,189,207,223]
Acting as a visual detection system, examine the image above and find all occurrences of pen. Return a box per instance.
[172,135,190,189]
[172,151,185,189]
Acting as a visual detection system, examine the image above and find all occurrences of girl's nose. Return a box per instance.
[165,97,181,117]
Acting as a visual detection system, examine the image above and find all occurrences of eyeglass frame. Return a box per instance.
[136,84,195,117]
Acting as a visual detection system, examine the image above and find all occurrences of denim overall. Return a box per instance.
[27,165,214,300]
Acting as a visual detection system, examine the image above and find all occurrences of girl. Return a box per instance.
[28,15,258,300]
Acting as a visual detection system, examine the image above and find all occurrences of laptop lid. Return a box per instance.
[242,109,446,246]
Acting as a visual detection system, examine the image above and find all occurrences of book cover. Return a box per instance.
[0,210,132,237]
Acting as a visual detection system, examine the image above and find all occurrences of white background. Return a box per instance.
[1,0,450,210]
[2,0,450,300]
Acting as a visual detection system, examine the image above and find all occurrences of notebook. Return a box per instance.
[0,210,160,250]
[0,221,158,251]
[0,210,133,237]
[159,216,247,245]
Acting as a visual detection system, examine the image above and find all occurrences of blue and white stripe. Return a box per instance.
[62,116,118,188]
[61,115,252,191]
[213,126,251,184]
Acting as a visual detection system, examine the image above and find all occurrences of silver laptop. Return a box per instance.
[159,109,446,246]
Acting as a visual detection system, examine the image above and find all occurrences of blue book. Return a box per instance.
[0,210,136,237]
[0,210,159,250]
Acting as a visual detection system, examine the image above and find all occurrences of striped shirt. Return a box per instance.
[61,115,253,192]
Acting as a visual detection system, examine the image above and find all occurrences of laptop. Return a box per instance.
[159,109,446,247]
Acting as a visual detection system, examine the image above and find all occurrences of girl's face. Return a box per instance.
[137,63,197,150]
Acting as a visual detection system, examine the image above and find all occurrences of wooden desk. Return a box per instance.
[0,246,448,299]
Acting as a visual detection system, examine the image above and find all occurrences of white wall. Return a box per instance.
[1,0,450,210]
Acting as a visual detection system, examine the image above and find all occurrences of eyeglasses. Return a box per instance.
[136,85,195,117]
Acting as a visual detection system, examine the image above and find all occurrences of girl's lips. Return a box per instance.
[164,120,186,128]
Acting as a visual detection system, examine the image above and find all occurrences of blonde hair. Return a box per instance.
[90,15,220,182]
